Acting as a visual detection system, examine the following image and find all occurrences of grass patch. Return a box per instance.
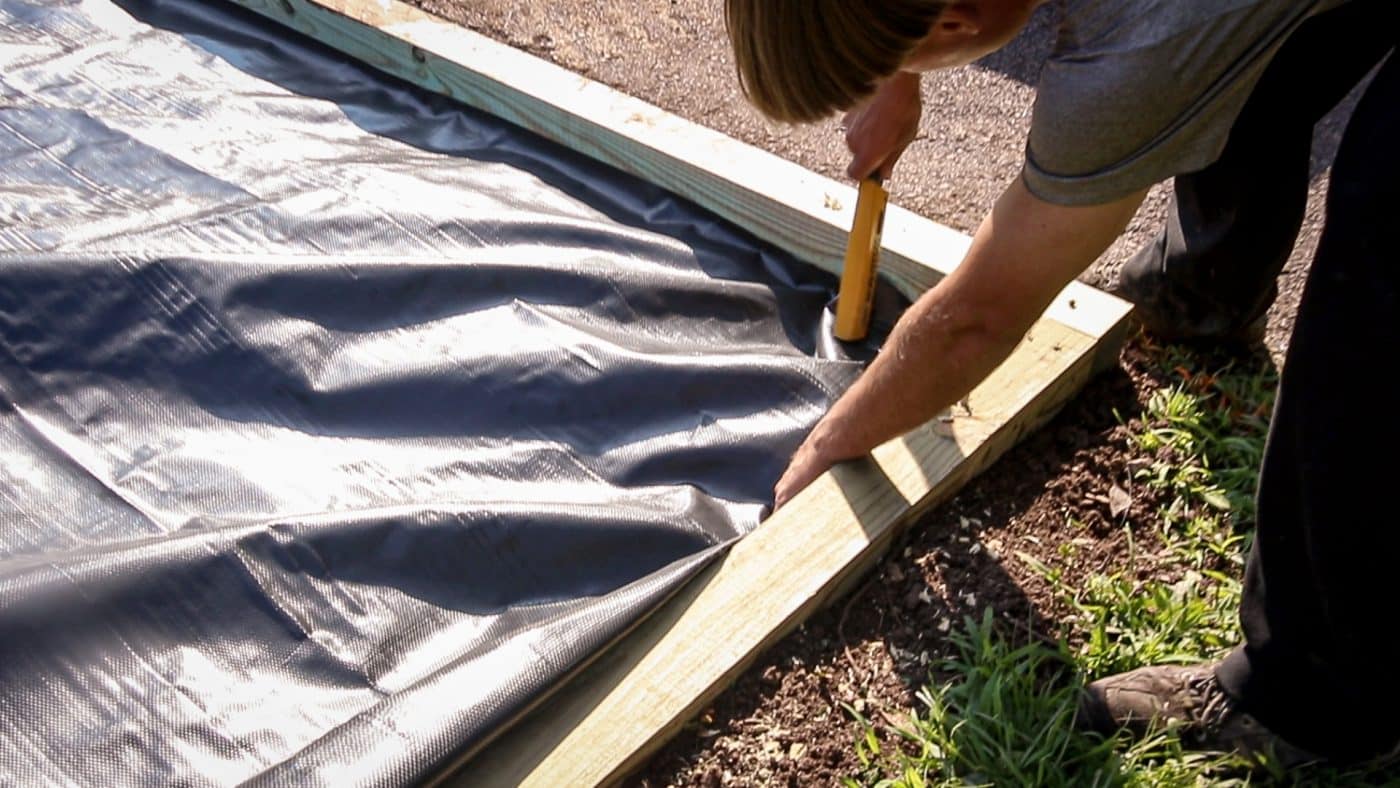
[844,611,1252,787]
[1132,350,1275,551]
[844,346,1400,785]
[1065,569,1240,679]
[1056,350,1274,680]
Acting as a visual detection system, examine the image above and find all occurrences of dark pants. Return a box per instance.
[1116,1,1397,341]
[1130,4,1400,763]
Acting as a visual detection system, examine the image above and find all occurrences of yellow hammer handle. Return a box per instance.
[833,178,889,341]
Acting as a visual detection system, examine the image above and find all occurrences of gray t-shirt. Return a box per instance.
[1023,0,1349,205]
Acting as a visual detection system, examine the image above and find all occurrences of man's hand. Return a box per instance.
[844,71,923,180]
[772,413,857,509]
[772,435,830,511]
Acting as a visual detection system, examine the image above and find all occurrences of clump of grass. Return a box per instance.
[1068,569,1240,679]
[844,611,1251,788]
[1017,547,1240,681]
[1133,352,1277,535]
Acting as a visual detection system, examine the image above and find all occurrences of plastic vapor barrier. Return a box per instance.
[0,0,896,784]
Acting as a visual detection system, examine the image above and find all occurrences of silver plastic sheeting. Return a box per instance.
[0,0,896,784]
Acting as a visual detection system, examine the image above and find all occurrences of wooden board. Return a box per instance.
[214,0,1135,783]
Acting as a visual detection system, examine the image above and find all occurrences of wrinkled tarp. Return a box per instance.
[0,0,896,784]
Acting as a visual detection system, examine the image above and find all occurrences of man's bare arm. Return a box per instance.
[773,176,1146,508]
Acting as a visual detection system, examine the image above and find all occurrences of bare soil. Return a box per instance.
[403,1,1362,784]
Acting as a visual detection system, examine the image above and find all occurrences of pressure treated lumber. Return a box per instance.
[216,0,1135,783]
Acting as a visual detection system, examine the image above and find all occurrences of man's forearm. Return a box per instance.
[803,275,1028,463]
[773,179,1146,508]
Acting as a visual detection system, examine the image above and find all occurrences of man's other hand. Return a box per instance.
[844,71,923,180]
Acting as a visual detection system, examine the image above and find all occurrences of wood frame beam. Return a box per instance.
[216,0,1134,783]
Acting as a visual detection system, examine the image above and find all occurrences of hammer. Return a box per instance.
[833,177,889,342]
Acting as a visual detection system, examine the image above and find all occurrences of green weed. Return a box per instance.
[848,611,1251,787]
[1068,569,1240,679]
[1056,355,1277,678]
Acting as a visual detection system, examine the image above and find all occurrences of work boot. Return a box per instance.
[1077,663,1322,767]
[1111,266,1272,349]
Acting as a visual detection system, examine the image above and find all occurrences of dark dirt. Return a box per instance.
[400,1,1364,784]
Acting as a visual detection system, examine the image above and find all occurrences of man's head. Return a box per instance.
[725,1,1028,122]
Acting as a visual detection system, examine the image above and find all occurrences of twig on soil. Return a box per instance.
[837,577,881,685]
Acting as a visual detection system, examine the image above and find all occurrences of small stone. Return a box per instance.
[789,742,807,760]
[1109,484,1133,517]
[886,563,906,583]
[760,665,781,687]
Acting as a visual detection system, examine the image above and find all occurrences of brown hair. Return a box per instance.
[725,1,946,123]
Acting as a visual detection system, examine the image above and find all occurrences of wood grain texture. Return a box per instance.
[222,0,1127,341]
[214,0,1134,782]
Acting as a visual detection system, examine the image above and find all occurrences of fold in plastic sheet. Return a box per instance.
[0,0,896,784]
